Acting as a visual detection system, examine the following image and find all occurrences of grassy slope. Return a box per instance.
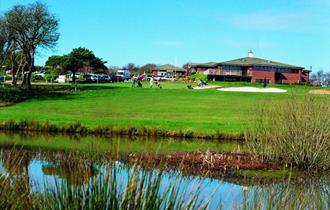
[0,81,327,134]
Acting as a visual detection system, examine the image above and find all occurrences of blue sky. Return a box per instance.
[1,0,329,71]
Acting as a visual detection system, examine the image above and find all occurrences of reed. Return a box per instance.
[245,95,330,170]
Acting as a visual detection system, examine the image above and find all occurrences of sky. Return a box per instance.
[0,0,329,72]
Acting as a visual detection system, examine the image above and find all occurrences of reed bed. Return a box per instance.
[246,95,330,170]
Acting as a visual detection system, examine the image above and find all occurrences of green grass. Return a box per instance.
[0,133,244,154]
[0,81,328,135]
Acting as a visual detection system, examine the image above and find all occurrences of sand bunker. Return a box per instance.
[309,89,330,95]
[193,85,221,90]
[217,87,287,93]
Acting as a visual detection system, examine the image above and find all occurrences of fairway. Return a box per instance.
[0,81,327,135]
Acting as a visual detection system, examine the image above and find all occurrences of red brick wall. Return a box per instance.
[196,67,207,74]
[280,73,302,84]
[301,72,309,83]
[250,70,276,84]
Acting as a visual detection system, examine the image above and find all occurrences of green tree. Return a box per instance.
[59,47,107,84]
[140,64,156,74]
[44,70,58,83]
[4,2,59,89]
[123,63,140,74]
[45,55,63,68]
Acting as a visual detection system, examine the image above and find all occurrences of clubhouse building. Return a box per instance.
[187,51,310,84]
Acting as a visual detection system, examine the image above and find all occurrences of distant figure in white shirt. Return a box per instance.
[149,77,154,88]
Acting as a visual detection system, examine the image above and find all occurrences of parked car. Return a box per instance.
[111,75,125,82]
[103,74,112,82]
[84,74,101,82]
[163,76,176,81]
[116,69,130,78]
[35,71,46,78]
[154,76,165,81]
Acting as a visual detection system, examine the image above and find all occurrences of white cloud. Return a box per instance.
[224,10,329,32]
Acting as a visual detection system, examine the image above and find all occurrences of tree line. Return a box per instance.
[310,70,330,86]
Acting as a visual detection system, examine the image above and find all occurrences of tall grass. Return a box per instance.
[245,95,330,170]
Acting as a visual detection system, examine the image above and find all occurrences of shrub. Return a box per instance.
[31,73,45,82]
[189,73,208,81]
[245,95,330,170]
[44,70,58,83]
[0,88,23,102]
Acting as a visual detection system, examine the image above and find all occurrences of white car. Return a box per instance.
[163,76,176,81]
[35,71,45,78]
[154,76,165,81]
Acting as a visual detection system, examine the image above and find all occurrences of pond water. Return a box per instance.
[0,133,329,209]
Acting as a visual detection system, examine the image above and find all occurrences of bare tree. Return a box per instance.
[310,70,330,86]
[324,72,330,86]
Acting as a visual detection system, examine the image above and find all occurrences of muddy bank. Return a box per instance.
[127,151,277,171]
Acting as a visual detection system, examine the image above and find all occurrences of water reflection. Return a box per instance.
[0,149,329,209]
[42,162,99,186]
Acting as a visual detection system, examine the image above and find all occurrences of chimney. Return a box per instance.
[248,50,254,58]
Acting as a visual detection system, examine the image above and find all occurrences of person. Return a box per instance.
[155,80,162,88]
[132,77,137,87]
[149,77,154,88]
[198,80,203,88]
[137,79,143,87]
[199,79,207,88]
[263,77,267,88]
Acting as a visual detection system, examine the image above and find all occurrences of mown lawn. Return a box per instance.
[0,81,327,134]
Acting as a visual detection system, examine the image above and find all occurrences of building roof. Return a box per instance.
[190,57,304,69]
[221,57,303,69]
[189,62,218,68]
[153,64,186,72]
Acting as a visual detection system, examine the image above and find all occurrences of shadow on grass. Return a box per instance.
[26,84,127,101]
